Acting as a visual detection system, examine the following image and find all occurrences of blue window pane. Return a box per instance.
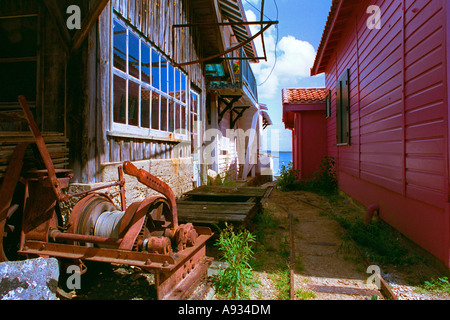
[129,32,140,78]
[113,20,127,72]
[151,49,160,89]
[160,57,168,93]
[168,63,174,97]
[141,43,151,83]
[181,74,186,103]
[175,69,181,100]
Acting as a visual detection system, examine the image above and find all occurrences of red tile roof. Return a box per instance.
[282,88,327,104]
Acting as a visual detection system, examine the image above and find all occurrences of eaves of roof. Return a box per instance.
[311,0,356,76]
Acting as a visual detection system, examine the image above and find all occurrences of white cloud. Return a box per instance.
[245,9,317,100]
[243,0,260,7]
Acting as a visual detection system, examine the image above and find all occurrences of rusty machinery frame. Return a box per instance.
[0,95,213,300]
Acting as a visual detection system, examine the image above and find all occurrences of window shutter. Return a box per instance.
[336,69,350,144]
[326,90,331,118]
[336,80,342,143]
[341,69,350,144]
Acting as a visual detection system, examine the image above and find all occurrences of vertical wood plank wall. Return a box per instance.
[92,0,206,182]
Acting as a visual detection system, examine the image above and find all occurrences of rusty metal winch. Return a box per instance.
[0,96,213,300]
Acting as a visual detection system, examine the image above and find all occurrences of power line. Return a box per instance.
[257,0,279,86]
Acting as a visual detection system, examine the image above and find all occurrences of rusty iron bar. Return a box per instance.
[118,166,127,211]
[48,228,123,246]
[260,0,268,62]
[173,22,277,68]
[123,161,178,229]
[18,95,66,201]
[64,179,124,199]
[173,20,277,28]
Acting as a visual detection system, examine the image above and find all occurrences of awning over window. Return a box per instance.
[217,0,257,60]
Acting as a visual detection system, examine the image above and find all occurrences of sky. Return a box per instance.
[241,0,333,151]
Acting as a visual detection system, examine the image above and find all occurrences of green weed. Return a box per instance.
[212,224,257,299]
[294,287,316,300]
[416,277,450,295]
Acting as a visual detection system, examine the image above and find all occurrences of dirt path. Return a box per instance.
[250,188,450,300]
[257,189,379,300]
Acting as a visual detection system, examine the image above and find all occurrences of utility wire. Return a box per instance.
[257,0,279,86]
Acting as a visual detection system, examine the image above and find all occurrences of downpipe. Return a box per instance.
[365,203,380,224]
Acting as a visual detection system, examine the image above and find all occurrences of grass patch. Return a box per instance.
[268,267,290,300]
[415,277,450,295]
[250,208,297,300]
[294,287,316,300]
[324,198,420,266]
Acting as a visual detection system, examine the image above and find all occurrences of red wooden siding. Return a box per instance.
[320,0,450,267]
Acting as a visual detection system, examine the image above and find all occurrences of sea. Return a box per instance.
[264,150,293,178]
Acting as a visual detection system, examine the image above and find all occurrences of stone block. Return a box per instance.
[0,258,59,300]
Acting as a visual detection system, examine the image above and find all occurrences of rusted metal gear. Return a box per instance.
[174,223,198,251]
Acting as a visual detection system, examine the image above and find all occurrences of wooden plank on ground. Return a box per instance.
[185,186,268,200]
[177,201,259,224]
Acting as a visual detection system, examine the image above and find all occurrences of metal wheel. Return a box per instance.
[0,205,20,261]
[68,193,119,247]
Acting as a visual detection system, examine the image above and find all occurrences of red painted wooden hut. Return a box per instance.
[282,88,328,180]
[310,0,450,269]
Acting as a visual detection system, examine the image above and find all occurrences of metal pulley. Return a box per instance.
[66,192,197,255]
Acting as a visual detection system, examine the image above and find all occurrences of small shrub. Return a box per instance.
[276,162,300,191]
[212,224,257,299]
[309,156,338,195]
[276,156,338,195]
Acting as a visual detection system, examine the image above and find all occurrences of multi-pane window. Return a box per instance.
[112,17,188,138]
[0,15,38,108]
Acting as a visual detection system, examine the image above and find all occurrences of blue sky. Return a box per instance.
[242,0,332,151]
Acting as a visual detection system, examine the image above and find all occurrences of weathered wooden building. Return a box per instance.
[308,0,450,269]
[0,0,272,204]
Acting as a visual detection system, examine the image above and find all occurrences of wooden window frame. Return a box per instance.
[336,69,350,146]
[110,14,189,141]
